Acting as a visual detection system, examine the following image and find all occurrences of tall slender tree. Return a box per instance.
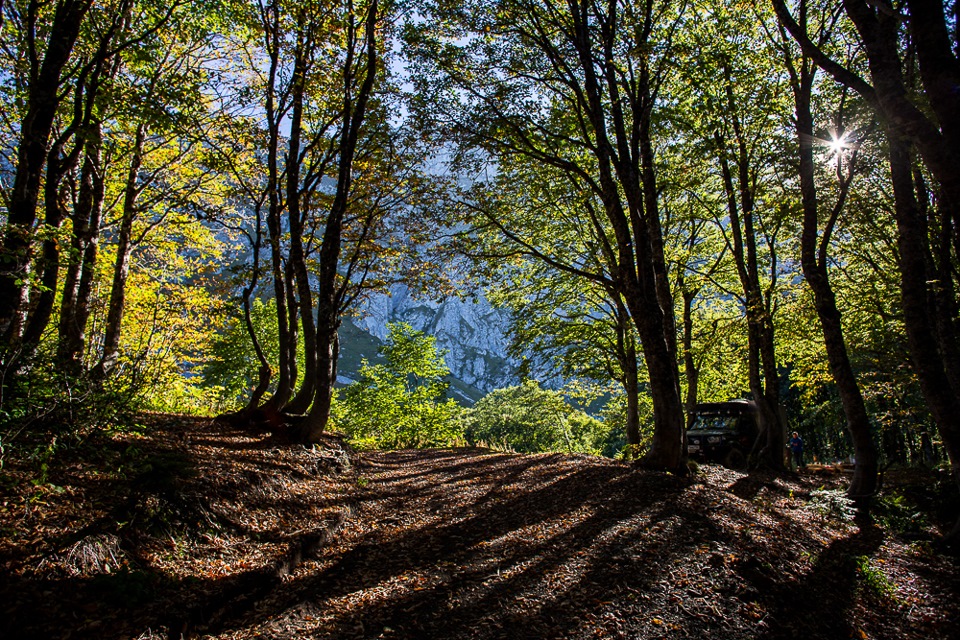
[772,1,879,499]
[774,0,960,535]
[406,0,687,470]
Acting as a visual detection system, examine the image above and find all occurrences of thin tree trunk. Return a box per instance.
[284,258,299,396]
[717,144,785,469]
[284,34,318,415]
[59,122,105,372]
[243,206,271,411]
[301,0,380,441]
[789,51,878,498]
[614,294,641,448]
[95,124,144,378]
[18,139,78,361]
[682,287,699,430]
[261,3,293,412]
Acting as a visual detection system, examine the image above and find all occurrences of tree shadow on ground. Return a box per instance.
[191,455,692,639]
[754,520,885,640]
[0,421,356,640]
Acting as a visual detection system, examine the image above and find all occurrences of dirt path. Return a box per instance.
[210,449,958,640]
[2,419,958,639]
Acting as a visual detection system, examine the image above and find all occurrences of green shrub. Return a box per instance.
[875,491,928,536]
[807,488,857,521]
[463,381,605,454]
[337,323,462,449]
[854,555,898,601]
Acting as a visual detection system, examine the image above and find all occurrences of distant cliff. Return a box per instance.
[338,285,518,404]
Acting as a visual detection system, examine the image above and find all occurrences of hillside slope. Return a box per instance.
[1,416,957,639]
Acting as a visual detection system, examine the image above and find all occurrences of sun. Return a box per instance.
[827,132,848,155]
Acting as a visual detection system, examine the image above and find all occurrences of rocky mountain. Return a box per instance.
[337,285,518,404]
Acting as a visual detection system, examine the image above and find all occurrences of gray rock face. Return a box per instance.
[349,285,517,396]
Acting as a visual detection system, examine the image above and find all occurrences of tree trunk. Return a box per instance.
[789,54,878,499]
[301,320,338,442]
[59,122,105,372]
[95,124,144,378]
[682,287,699,430]
[17,146,71,361]
[614,294,641,448]
[717,142,785,470]
[283,38,318,415]
[569,0,685,470]
[301,0,380,441]
[242,204,271,412]
[0,0,94,343]
[887,125,960,525]
[844,0,960,523]
[261,6,293,412]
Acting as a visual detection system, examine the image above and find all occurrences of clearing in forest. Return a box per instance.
[1,415,957,639]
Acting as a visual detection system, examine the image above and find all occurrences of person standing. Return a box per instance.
[788,431,804,470]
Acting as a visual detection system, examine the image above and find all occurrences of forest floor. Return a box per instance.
[1,415,959,640]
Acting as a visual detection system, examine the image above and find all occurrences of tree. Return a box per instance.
[338,322,461,449]
[94,12,217,379]
[666,0,797,468]
[772,0,879,498]
[0,0,189,375]
[451,149,646,449]
[216,0,423,442]
[0,0,97,347]
[774,0,960,535]
[464,380,605,455]
[406,0,687,470]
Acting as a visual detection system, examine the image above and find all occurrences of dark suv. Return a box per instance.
[686,400,760,468]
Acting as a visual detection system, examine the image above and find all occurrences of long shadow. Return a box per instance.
[355,454,534,489]
[1,437,206,639]
[754,521,885,640]
[351,453,573,515]
[193,461,690,638]
[393,486,708,640]
[724,468,803,502]
[16,435,803,640]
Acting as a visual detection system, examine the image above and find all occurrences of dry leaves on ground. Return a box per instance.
[1,415,958,639]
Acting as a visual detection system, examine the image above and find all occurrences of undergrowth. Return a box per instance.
[807,488,857,522]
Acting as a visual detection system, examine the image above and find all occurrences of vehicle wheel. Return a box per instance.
[723,448,747,470]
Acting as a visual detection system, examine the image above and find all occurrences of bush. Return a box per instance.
[807,488,857,522]
[201,298,285,411]
[1,360,142,438]
[463,381,605,454]
[875,491,928,536]
[337,323,462,449]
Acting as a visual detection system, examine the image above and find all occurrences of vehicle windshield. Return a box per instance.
[690,414,739,431]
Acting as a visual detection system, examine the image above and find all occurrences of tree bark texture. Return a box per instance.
[261,4,294,411]
[58,123,105,371]
[95,124,144,378]
[717,141,785,470]
[283,32,319,415]
[568,0,685,470]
